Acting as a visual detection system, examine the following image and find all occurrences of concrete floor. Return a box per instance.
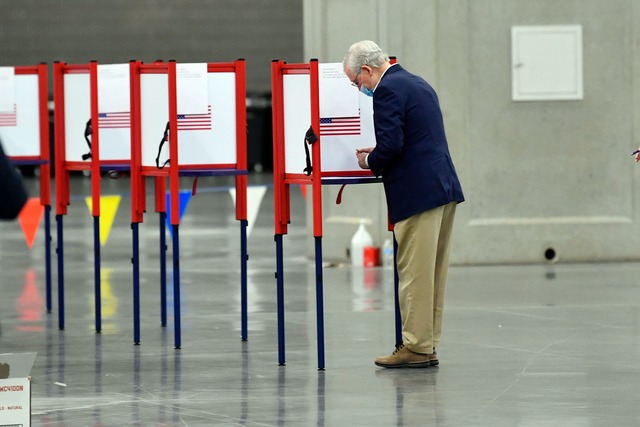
[1,173,640,426]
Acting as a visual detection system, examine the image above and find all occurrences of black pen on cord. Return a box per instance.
[633,150,640,155]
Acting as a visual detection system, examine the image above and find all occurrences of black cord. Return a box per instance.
[303,126,318,176]
[155,121,170,169]
[82,119,92,160]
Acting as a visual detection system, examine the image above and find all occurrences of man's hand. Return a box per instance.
[356,147,374,169]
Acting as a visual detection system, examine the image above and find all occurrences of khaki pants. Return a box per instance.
[393,202,457,354]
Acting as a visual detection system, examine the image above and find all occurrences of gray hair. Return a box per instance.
[343,40,389,75]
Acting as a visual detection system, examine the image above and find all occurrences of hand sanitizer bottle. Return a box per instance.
[350,219,373,266]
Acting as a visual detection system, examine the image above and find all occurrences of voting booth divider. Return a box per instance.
[53,61,133,334]
[129,60,248,349]
[271,59,401,369]
[0,64,53,318]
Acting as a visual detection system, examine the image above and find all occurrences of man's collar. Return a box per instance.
[374,63,397,91]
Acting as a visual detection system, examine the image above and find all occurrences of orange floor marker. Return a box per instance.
[18,198,44,249]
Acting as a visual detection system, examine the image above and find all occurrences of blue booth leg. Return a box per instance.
[240,219,248,341]
[56,214,65,330]
[159,212,167,327]
[172,225,182,349]
[275,234,285,365]
[132,222,141,345]
[393,238,402,344]
[45,205,52,313]
[94,216,102,333]
[314,237,325,370]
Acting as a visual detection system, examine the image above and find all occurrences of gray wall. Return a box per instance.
[0,0,303,93]
[4,0,639,264]
[303,0,640,264]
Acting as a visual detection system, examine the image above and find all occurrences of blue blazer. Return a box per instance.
[367,65,464,224]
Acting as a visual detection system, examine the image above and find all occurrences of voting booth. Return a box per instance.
[129,60,248,348]
[0,64,52,314]
[53,61,133,333]
[272,60,401,369]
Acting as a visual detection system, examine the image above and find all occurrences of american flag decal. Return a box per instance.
[0,104,17,127]
[319,116,360,136]
[98,111,130,129]
[177,105,212,131]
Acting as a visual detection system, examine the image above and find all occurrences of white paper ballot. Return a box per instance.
[98,64,130,113]
[319,63,359,118]
[0,66,16,112]
[177,63,208,114]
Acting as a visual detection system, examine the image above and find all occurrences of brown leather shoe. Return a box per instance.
[429,350,439,366]
[375,344,431,368]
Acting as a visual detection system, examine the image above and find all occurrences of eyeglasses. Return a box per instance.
[350,73,361,88]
